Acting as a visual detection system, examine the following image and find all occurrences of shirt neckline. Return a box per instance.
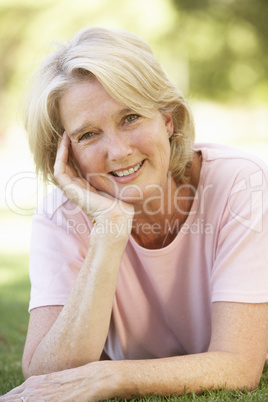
[129,146,207,256]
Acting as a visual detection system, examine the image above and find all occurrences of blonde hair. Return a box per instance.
[24,26,195,184]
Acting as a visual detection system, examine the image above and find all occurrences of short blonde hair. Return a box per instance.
[24,27,195,184]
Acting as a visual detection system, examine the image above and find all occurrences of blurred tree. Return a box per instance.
[0,0,267,136]
[169,0,268,101]
[0,2,50,132]
[0,5,43,91]
[0,0,172,132]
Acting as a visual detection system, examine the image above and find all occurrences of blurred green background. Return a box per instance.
[1,0,268,220]
[0,0,268,394]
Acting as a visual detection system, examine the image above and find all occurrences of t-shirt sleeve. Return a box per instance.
[28,204,90,311]
[211,161,268,303]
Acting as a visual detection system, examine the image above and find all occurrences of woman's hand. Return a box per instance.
[54,132,134,234]
[0,361,120,402]
[21,133,134,378]
[3,303,268,401]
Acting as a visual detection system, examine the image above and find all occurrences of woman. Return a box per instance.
[2,27,268,401]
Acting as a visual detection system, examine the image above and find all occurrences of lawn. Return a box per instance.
[0,253,30,395]
[0,253,268,401]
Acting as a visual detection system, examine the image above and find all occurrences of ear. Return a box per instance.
[162,112,174,137]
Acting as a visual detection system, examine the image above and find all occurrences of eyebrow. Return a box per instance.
[69,123,96,139]
[68,108,134,138]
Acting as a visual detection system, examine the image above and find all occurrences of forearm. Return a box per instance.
[25,229,128,376]
[113,352,263,399]
[3,352,264,402]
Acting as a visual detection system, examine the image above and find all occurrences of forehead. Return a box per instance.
[59,78,141,138]
[60,78,109,107]
[59,78,124,122]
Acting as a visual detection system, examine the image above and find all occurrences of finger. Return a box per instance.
[54,132,70,176]
[0,383,25,399]
[68,142,82,177]
[54,133,74,188]
[65,163,80,179]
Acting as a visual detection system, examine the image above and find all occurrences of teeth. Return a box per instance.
[112,161,143,177]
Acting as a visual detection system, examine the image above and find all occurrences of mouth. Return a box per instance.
[110,160,144,177]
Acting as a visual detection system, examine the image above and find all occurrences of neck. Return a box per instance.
[131,178,193,249]
[131,151,202,249]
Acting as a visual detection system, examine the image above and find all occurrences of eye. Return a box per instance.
[78,132,94,142]
[124,114,139,123]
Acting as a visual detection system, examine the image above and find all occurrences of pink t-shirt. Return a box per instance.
[29,143,268,360]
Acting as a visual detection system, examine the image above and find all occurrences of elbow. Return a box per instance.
[23,371,32,380]
[22,356,52,379]
[22,359,36,380]
[210,352,265,393]
[232,377,260,394]
[224,362,264,392]
[216,375,260,395]
[240,370,263,392]
[22,366,32,380]
[22,352,46,379]
[22,356,31,379]
[239,359,265,391]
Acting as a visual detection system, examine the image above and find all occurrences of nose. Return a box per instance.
[105,131,133,162]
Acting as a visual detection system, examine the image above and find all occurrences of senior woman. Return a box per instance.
[2,27,268,401]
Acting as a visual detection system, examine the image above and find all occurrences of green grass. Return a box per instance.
[0,253,30,395]
[0,253,268,401]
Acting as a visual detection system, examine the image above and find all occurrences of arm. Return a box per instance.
[22,231,128,377]
[22,133,134,378]
[116,301,268,398]
[5,301,268,401]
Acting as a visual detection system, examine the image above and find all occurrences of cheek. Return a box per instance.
[71,144,115,192]
[152,134,171,163]
[71,144,96,174]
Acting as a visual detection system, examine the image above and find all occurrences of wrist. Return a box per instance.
[91,216,133,242]
[109,360,141,400]
[99,360,139,400]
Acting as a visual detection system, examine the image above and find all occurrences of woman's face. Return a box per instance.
[59,78,173,204]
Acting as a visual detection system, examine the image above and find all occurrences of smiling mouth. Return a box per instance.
[111,161,144,177]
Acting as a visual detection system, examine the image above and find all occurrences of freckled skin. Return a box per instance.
[5,80,267,402]
[59,78,174,204]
